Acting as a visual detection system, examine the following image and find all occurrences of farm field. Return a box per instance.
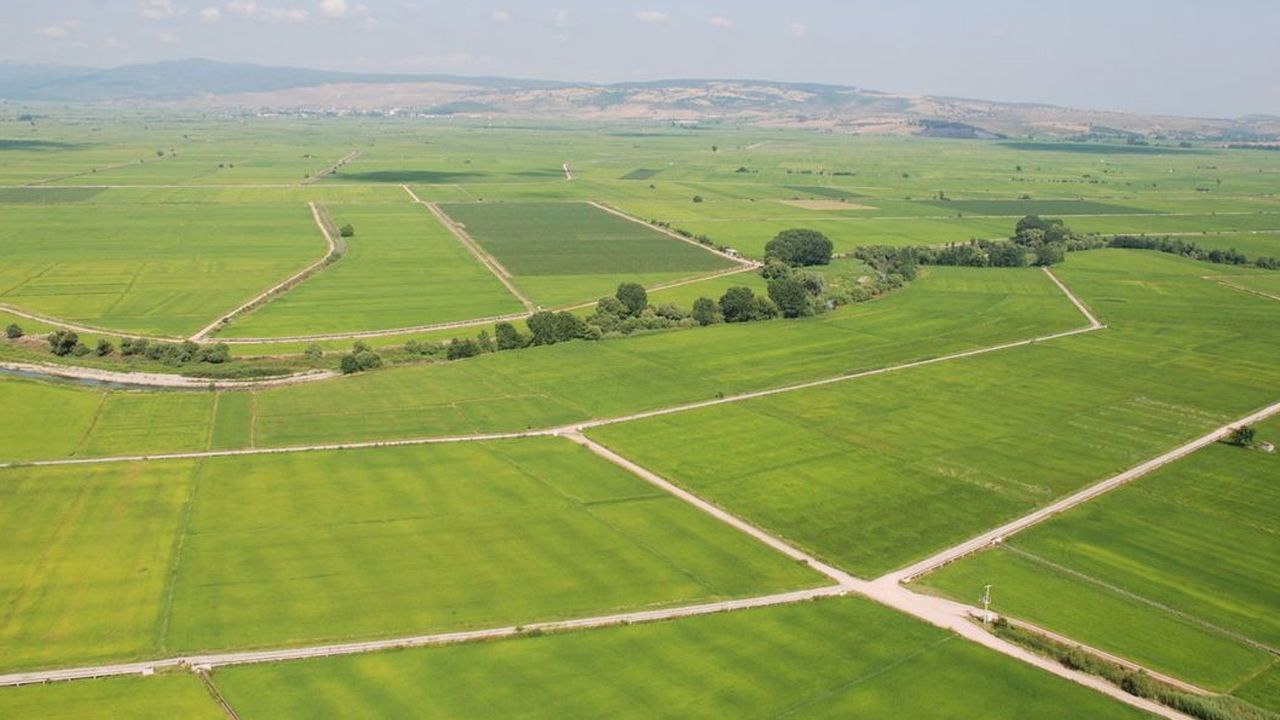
[436,201,738,307]
[2,112,1279,720]
[218,201,525,337]
[588,251,1280,577]
[0,438,820,671]
[919,416,1280,700]
[0,199,323,336]
[0,674,223,720]
[0,265,1082,462]
[210,597,1147,720]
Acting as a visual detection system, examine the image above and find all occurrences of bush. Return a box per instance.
[527,311,590,346]
[767,275,815,318]
[47,330,79,356]
[339,223,355,238]
[71,342,91,357]
[691,297,721,326]
[495,322,526,350]
[1033,242,1066,266]
[200,343,230,364]
[4,323,22,339]
[446,338,481,360]
[691,195,704,203]
[719,286,758,323]
[304,344,324,361]
[339,343,382,373]
[1226,425,1256,447]
[95,338,115,356]
[765,229,834,266]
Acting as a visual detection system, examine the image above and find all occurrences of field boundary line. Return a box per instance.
[587,200,761,268]
[196,670,243,720]
[0,303,184,342]
[301,150,361,185]
[1204,275,1280,303]
[189,202,341,342]
[402,186,539,312]
[885,398,1280,584]
[1002,544,1278,656]
[0,586,846,687]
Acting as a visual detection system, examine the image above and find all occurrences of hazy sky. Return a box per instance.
[5,0,1278,117]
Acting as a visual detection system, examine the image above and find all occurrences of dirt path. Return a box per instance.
[882,397,1280,585]
[401,185,539,312]
[0,304,184,342]
[587,201,760,268]
[0,361,336,390]
[301,150,361,185]
[1205,275,1280,303]
[189,203,340,342]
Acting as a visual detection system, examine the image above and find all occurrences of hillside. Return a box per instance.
[1,59,1277,140]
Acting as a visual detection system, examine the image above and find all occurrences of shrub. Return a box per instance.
[527,311,591,346]
[47,330,79,356]
[339,223,354,238]
[95,338,115,356]
[691,297,720,326]
[692,195,704,203]
[767,275,815,318]
[1226,425,1256,447]
[446,338,480,360]
[4,323,22,339]
[495,321,527,350]
[719,286,758,323]
[615,283,648,316]
[71,342,91,357]
[304,344,324,361]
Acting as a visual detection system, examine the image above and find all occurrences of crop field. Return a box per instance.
[437,201,738,307]
[209,597,1146,720]
[589,251,1280,576]
[0,438,819,671]
[218,201,525,337]
[919,416,1280,701]
[0,200,323,337]
[3,115,1279,719]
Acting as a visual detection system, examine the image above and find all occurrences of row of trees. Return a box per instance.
[1107,234,1277,269]
[43,331,230,364]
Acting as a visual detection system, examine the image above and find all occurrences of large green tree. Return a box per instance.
[615,283,648,316]
[765,229,834,267]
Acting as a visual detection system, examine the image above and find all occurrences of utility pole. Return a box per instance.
[981,584,994,624]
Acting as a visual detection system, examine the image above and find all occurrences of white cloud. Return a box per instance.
[320,0,347,17]
[103,35,129,49]
[491,9,511,23]
[143,28,179,43]
[200,6,221,20]
[41,24,69,38]
[635,10,667,23]
[709,15,733,29]
[225,1,309,22]
[140,0,184,19]
[789,22,806,38]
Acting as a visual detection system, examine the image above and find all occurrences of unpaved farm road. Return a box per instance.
[0,361,336,390]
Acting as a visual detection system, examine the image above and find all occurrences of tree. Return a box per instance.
[527,311,589,346]
[1226,425,1256,447]
[354,350,382,370]
[4,323,22,339]
[767,276,813,318]
[95,338,115,356]
[751,296,780,320]
[446,338,480,360]
[719,286,758,323]
[200,343,230,364]
[47,330,79,356]
[495,321,526,350]
[764,229,834,266]
[615,283,648,316]
[595,296,627,318]
[1032,243,1065,266]
[340,354,360,374]
[987,242,1028,267]
[691,195,704,203]
[691,297,720,326]
[339,224,355,238]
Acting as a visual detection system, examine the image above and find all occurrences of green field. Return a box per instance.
[920,417,1280,699]
[210,597,1146,719]
[0,438,818,671]
[0,200,322,336]
[0,674,223,720]
[588,251,1280,577]
[437,201,737,307]
[219,201,525,337]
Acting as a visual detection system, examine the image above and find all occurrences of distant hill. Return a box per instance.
[2,59,1277,141]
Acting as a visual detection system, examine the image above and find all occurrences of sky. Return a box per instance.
[5,0,1279,118]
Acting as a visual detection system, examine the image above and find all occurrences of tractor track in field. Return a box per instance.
[0,265,1248,718]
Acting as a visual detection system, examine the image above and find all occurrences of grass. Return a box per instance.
[587,251,1280,577]
[0,674,223,720]
[0,437,819,671]
[437,201,736,306]
[917,416,1280,695]
[218,202,524,337]
[210,596,1148,719]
